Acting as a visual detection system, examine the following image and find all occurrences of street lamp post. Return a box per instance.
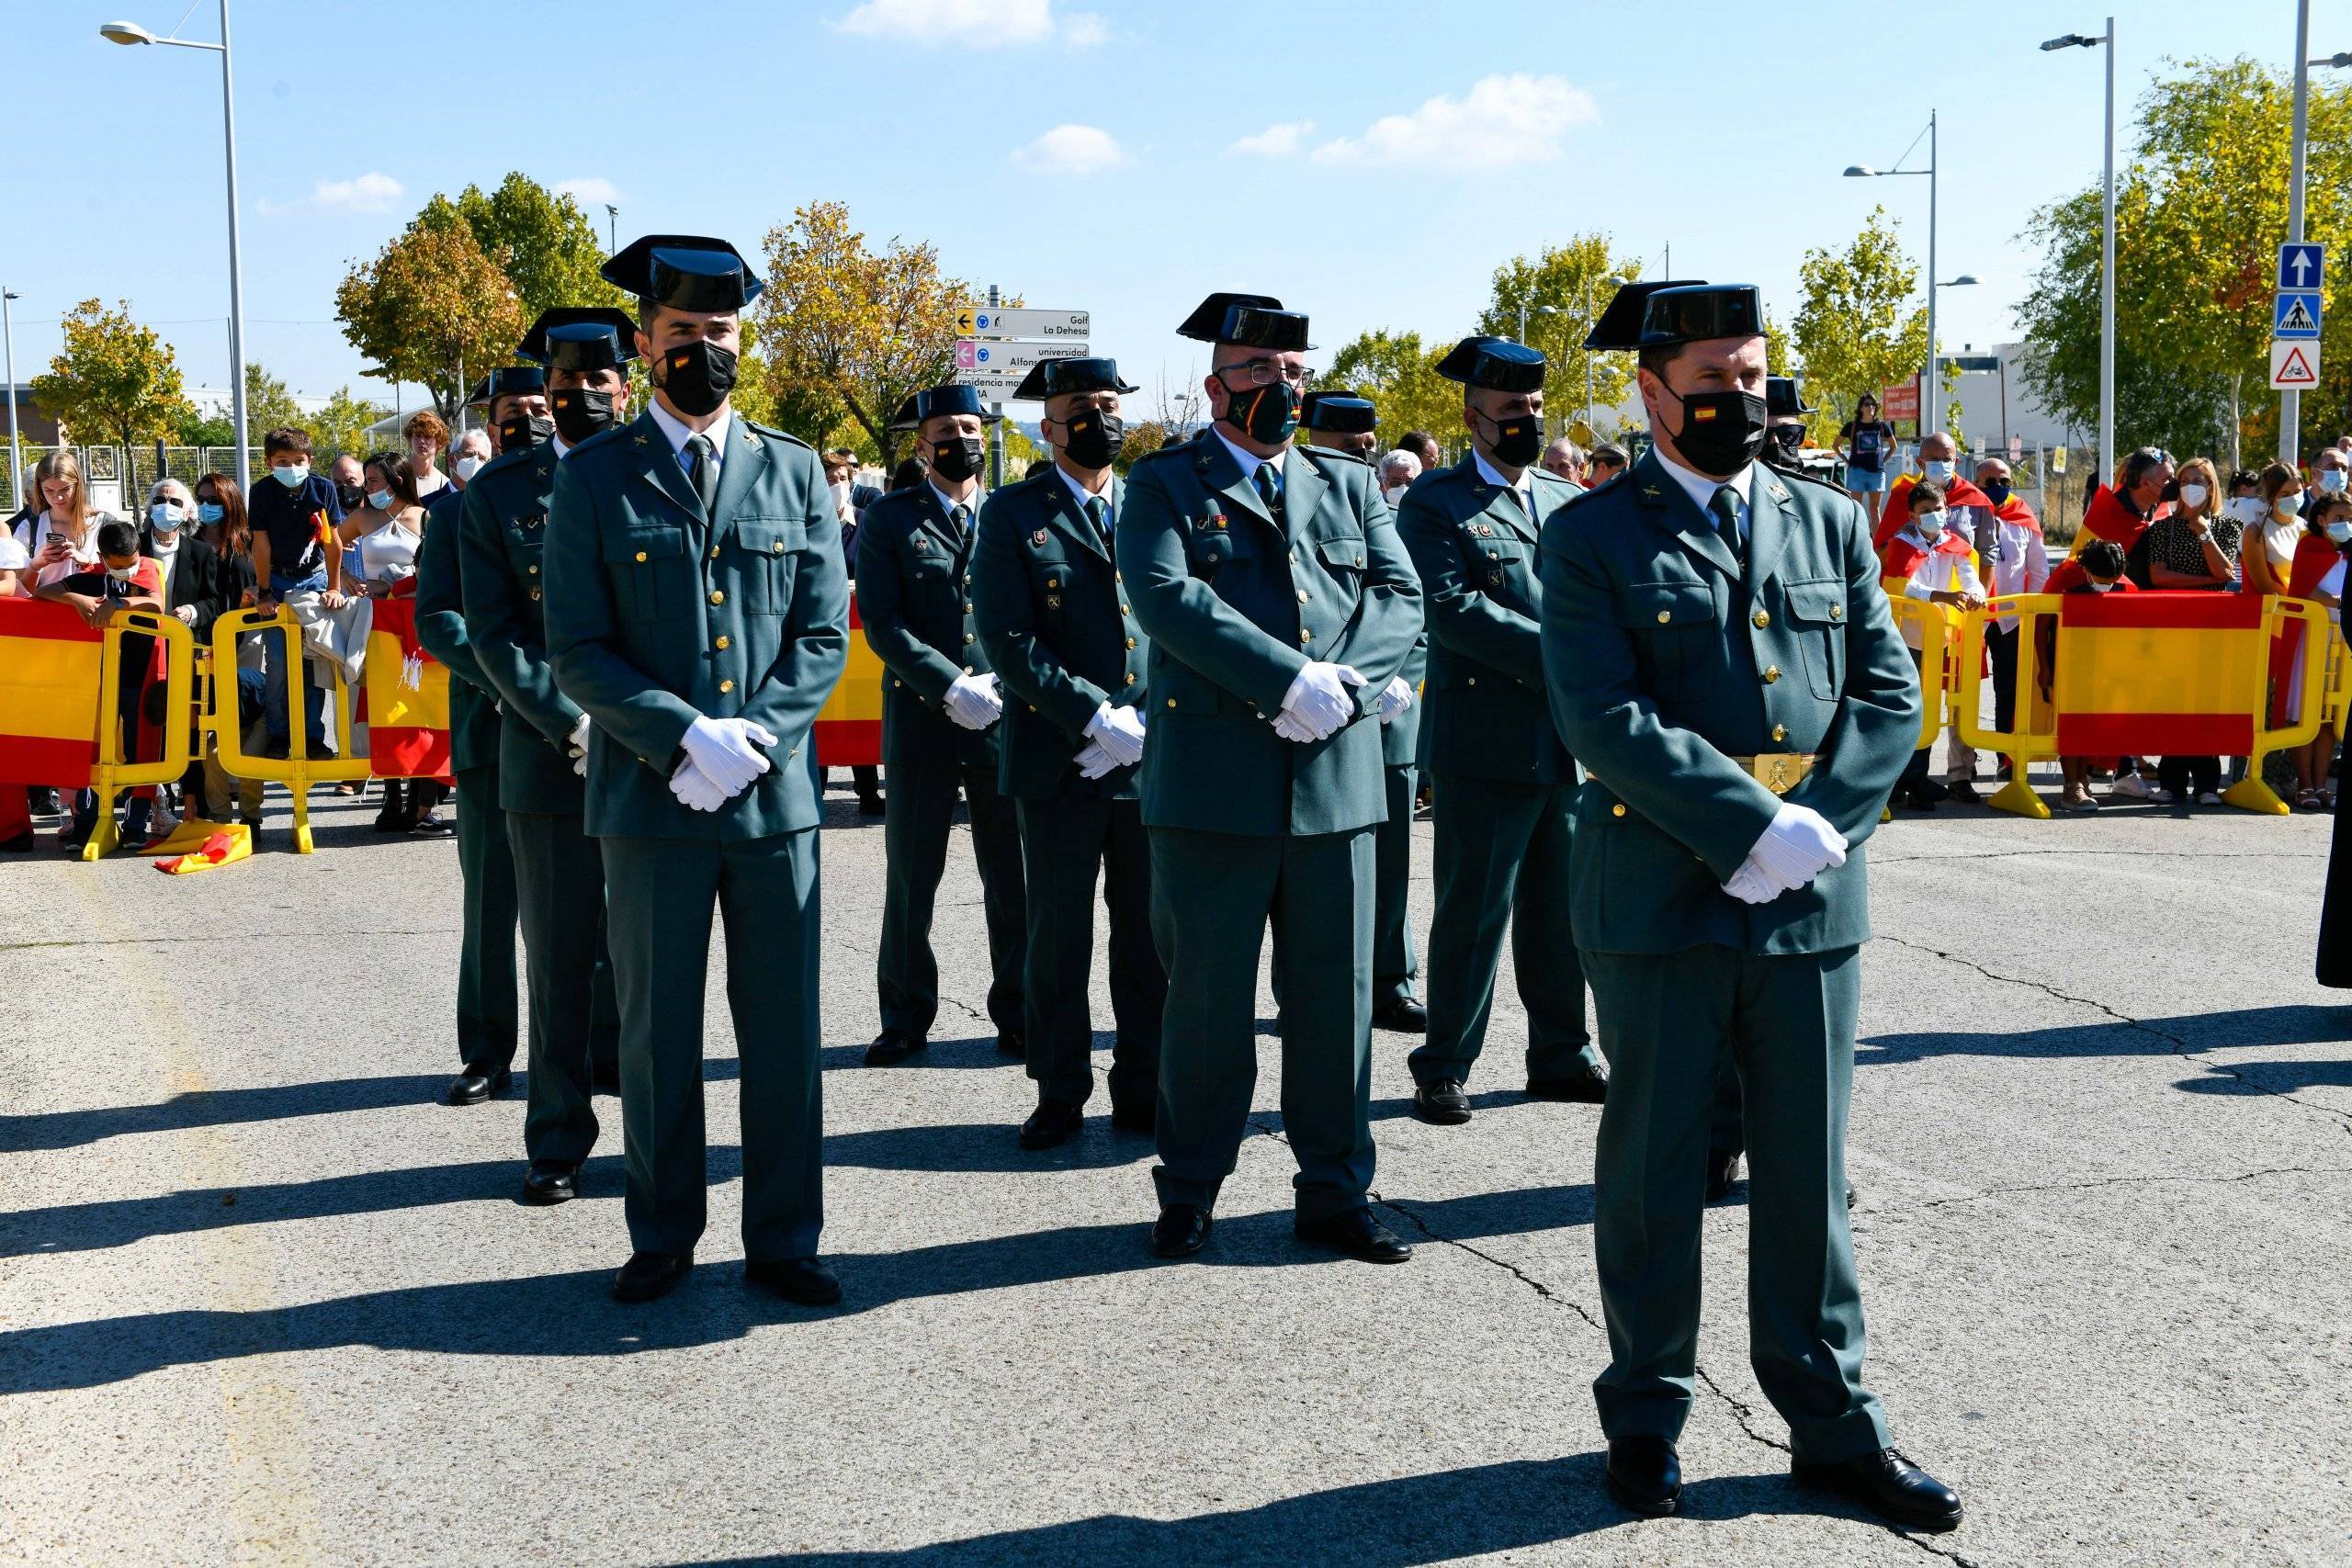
[1514,299,1558,344]
[1846,109,1966,436]
[2043,21,2117,485]
[102,4,249,484]
[2,288,21,505]
[605,203,619,254]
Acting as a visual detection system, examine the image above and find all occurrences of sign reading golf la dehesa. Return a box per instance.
[953,307,1090,339]
[2270,338,2321,390]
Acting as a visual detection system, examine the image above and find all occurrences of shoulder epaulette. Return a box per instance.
[744,420,811,451]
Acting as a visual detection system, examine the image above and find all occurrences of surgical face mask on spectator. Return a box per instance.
[149,501,183,533]
[2277,492,2305,519]
[2087,580,2117,592]
[1383,484,1409,505]
[2179,483,2210,511]
[367,488,395,512]
[2323,468,2349,494]
[271,461,310,489]
[2331,519,2352,545]
[1922,458,1953,482]
[829,479,852,509]
[1912,508,1945,536]
[105,559,140,582]
[454,455,486,482]
[197,502,224,525]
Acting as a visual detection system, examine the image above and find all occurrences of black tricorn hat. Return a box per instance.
[466,366,548,406]
[1012,355,1140,401]
[599,234,763,312]
[1300,389,1378,434]
[890,382,1005,433]
[1175,291,1314,351]
[1766,376,1815,419]
[1584,278,1710,351]
[518,307,639,372]
[1433,335,1547,393]
[1636,284,1764,350]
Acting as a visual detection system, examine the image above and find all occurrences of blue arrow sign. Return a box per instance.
[2277,291,2324,338]
[2279,242,2326,290]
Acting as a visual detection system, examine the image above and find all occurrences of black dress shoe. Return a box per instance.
[1791,1448,1962,1532]
[745,1257,843,1305]
[591,1059,622,1095]
[856,794,886,818]
[1019,1097,1085,1150]
[408,814,457,837]
[1946,780,1981,804]
[1295,1207,1412,1263]
[1149,1203,1213,1258]
[1372,997,1428,1033]
[1526,1063,1609,1103]
[445,1066,514,1106]
[611,1250,693,1303]
[1606,1436,1683,1517]
[521,1160,579,1204]
[1412,1078,1473,1125]
[1705,1148,1742,1201]
[864,1029,926,1066]
[997,1029,1026,1057]
[1107,1095,1155,1134]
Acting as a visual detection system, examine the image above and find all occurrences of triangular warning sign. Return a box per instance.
[2277,344,2319,388]
[2281,297,2319,333]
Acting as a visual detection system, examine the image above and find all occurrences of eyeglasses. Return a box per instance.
[1219,359,1313,388]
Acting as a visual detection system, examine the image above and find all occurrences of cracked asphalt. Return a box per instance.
[3,769,2349,1567]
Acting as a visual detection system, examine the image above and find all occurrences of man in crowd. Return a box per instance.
[1872,430,1991,549]
[1585,443,1629,487]
[457,307,635,1203]
[329,453,368,519]
[1118,291,1423,1265]
[545,233,848,1306]
[413,371,537,1106]
[246,424,345,760]
[2072,446,2171,569]
[1395,335,1607,1124]
[1541,280,1956,1530]
[1377,449,1420,507]
[1399,429,1443,475]
[1762,377,1811,470]
[450,427,492,481]
[971,356,1163,1150]
[855,383,1027,1066]
[1299,389,1380,461]
[1541,436,1585,485]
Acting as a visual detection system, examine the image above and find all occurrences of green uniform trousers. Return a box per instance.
[603,830,824,1262]
[1149,825,1376,1223]
[1373,762,1420,1007]
[878,758,1025,1041]
[1582,943,1891,1462]
[1015,795,1163,1109]
[1408,774,1602,1088]
[453,765,518,1075]
[506,810,620,1166]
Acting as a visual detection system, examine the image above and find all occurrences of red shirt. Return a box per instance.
[2287,531,2343,599]
[2078,484,2154,551]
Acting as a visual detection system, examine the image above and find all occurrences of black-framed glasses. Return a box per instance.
[1220,359,1313,388]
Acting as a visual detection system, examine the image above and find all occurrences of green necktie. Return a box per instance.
[686,434,718,515]
[1085,494,1111,544]
[1708,484,1743,559]
[1254,460,1283,521]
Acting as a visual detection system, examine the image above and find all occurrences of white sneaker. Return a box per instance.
[2110,773,2154,800]
[2199,791,2223,807]
[2151,788,2177,805]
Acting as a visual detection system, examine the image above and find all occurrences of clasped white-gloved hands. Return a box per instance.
[944,671,1003,731]
[568,712,592,776]
[670,758,729,812]
[1074,741,1117,780]
[1275,661,1366,743]
[1721,802,1848,906]
[1083,702,1147,768]
[680,714,776,797]
[1375,675,1414,726]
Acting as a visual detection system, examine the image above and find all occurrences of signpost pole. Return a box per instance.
[2285,0,2312,467]
[986,284,1005,491]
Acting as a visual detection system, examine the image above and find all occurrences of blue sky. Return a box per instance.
[6,0,2340,416]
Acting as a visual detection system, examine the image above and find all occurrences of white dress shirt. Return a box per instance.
[1653,447,1753,544]
[646,396,733,478]
[928,480,981,530]
[1472,449,1534,521]
[1984,514,2051,630]
[1213,425,1287,497]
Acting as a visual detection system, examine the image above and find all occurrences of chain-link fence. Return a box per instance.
[4,443,269,518]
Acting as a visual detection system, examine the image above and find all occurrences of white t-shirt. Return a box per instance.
[15,511,108,587]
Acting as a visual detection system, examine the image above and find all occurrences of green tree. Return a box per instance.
[1323,330,1460,456]
[335,220,525,421]
[174,408,234,447]
[439,175,628,321]
[240,363,306,441]
[28,298,193,450]
[1478,233,1644,435]
[1792,207,1930,440]
[313,385,390,459]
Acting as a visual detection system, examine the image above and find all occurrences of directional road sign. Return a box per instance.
[954,306,1090,339]
[2270,338,2322,390]
[956,339,1090,373]
[2278,242,2326,291]
[950,368,1028,399]
[2276,292,2323,339]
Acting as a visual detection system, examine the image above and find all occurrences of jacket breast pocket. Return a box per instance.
[1781,577,1848,700]
[1029,550,1075,619]
[1472,540,1526,594]
[1617,579,1718,701]
[1315,533,1368,603]
[735,517,805,616]
[605,527,688,623]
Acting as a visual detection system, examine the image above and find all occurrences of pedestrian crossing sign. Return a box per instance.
[2275,291,2322,339]
[2270,339,2321,390]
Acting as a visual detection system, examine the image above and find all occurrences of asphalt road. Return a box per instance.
[3,765,2349,1567]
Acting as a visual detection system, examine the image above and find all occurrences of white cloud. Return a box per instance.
[1229,120,1315,158]
[1059,10,1106,47]
[1309,73,1599,170]
[256,171,404,217]
[555,177,623,208]
[1011,123,1124,175]
[836,0,1051,46]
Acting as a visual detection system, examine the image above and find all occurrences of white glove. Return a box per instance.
[568,713,592,775]
[1278,662,1366,741]
[174,604,198,625]
[1074,740,1118,779]
[944,671,1003,731]
[680,715,777,797]
[1721,855,1783,905]
[1747,802,1849,893]
[669,756,729,812]
[1083,702,1147,768]
[1272,710,1319,744]
[1375,675,1414,726]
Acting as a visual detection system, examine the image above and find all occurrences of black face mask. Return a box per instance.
[334,481,366,513]
[1474,408,1544,468]
[1769,423,1805,459]
[1664,386,1770,476]
[499,414,555,455]
[1059,408,1123,470]
[1217,374,1300,446]
[550,387,619,446]
[1983,479,2013,507]
[657,341,738,418]
[931,435,986,485]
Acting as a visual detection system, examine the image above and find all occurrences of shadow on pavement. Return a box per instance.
[1860,1003,2352,1066]
[2175,1059,2352,1093]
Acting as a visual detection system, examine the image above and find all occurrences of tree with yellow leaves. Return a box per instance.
[29,298,193,451]
[334,220,524,423]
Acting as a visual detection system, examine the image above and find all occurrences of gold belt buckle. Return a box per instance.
[1739,753,1815,795]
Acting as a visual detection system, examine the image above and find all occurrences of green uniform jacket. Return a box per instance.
[854,483,1001,772]
[458,441,588,814]
[1115,430,1422,837]
[1537,452,1918,955]
[970,468,1148,800]
[542,410,849,841]
[1397,456,1578,785]
[414,485,500,773]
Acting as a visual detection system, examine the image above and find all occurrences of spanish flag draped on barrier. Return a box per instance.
[817,592,884,767]
[361,597,452,780]
[0,597,105,787]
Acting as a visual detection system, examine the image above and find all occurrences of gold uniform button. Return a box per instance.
[719,679,735,693]
[715,635,731,650]
[1124,673,1136,686]
[635,550,648,563]
[529,589,541,601]
[1763,665,1780,683]
[1466,676,1477,686]
[1611,803,1627,818]
[1657,609,1671,624]
[1771,724,1789,742]
[1119,603,1130,614]
[1166,697,1177,708]
[709,547,719,560]
[1829,604,1844,621]
[966,602,974,612]
[527,563,539,575]
[709,591,725,605]
[1296,590,1310,603]
[1125,637,1137,649]
[963,632,976,645]
[1300,629,1314,642]
[772,540,785,554]
[1114,570,1123,582]
[1752,610,1770,629]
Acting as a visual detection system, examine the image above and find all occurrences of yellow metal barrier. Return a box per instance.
[2323,625,2351,736]
[208,607,371,854]
[2226,599,2331,814]
[79,609,198,861]
[1885,596,1958,752]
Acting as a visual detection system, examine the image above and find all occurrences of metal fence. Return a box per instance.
[4,443,269,518]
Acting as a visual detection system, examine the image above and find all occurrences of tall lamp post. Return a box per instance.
[2043,21,2116,484]
[2,288,21,504]
[1847,110,1961,438]
[605,203,619,254]
[1514,299,1558,344]
[103,6,249,484]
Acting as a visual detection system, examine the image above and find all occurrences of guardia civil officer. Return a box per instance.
[855,384,1028,1066]
[970,357,1164,1149]
[1303,389,1425,1033]
[1118,293,1423,1264]
[1395,337,1609,1123]
[1540,281,1958,1529]
[543,235,848,1306]
[413,369,533,1107]
[458,308,635,1204]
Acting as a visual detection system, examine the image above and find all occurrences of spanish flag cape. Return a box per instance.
[1873,473,1995,549]
[1878,524,1975,595]
[2070,484,2157,557]
[361,594,452,779]
[0,598,103,786]
[1991,494,2041,535]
